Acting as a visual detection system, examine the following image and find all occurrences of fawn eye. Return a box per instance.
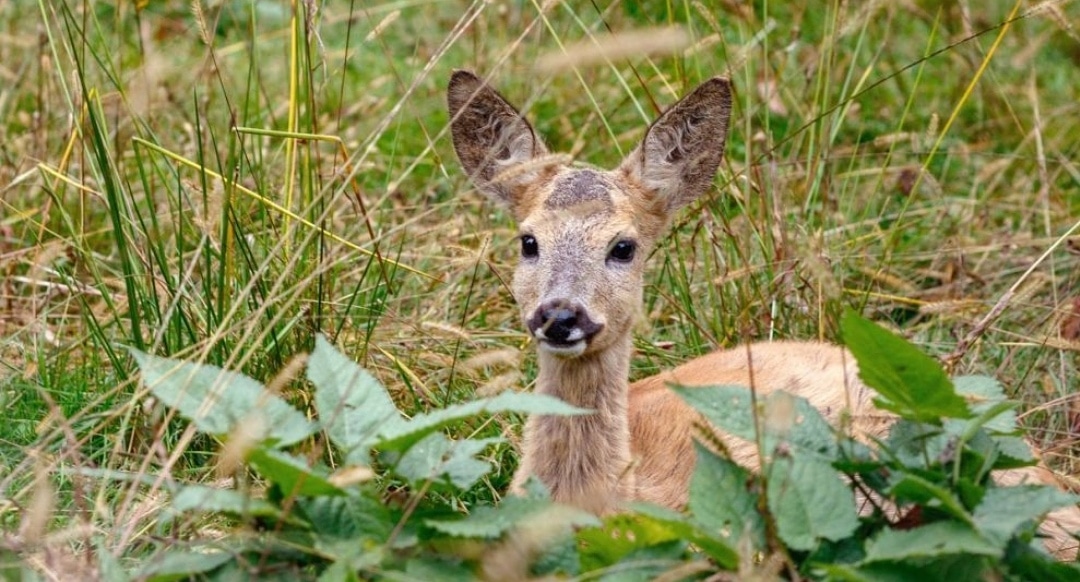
[521,235,539,258]
[607,240,636,263]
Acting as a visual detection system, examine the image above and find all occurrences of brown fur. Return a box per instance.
[446,70,1080,559]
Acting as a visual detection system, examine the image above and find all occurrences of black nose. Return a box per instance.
[527,300,603,344]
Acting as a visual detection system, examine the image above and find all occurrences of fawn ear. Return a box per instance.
[619,77,732,214]
[447,70,550,208]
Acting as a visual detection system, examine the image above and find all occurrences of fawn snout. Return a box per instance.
[526,298,604,357]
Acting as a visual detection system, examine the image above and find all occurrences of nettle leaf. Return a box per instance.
[309,335,586,464]
[626,503,740,569]
[973,485,1079,547]
[136,549,232,581]
[168,485,286,522]
[308,335,404,466]
[863,521,999,562]
[840,310,969,423]
[377,390,589,453]
[884,419,952,468]
[688,443,765,551]
[389,433,501,490]
[674,386,838,460]
[247,448,345,497]
[766,455,858,551]
[826,555,993,580]
[425,496,597,539]
[577,512,688,573]
[297,495,394,543]
[995,435,1036,466]
[886,472,972,523]
[954,376,1017,434]
[129,348,316,447]
[1005,542,1080,581]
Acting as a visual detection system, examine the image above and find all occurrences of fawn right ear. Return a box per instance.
[618,77,732,216]
[447,70,550,209]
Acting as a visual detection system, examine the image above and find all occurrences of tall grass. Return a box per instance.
[1,0,1078,572]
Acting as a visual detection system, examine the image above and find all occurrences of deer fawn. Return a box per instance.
[446,70,1079,559]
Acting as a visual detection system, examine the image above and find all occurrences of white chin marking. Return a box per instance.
[538,340,587,357]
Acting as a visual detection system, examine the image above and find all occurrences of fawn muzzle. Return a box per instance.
[527,299,604,356]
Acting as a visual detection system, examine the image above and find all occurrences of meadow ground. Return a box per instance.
[1,0,1079,576]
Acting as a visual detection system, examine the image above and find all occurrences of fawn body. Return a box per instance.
[446,70,1078,557]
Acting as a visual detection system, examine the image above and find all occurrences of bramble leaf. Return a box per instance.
[840,311,969,423]
[129,348,316,448]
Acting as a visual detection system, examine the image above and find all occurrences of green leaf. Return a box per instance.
[973,485,1079,547]
[425,496,597,539]
[995,435,1036,466]
[1004,541,1080,581]
[390,433,501,490]
[308,335,586,463]
[308,335,405,466]
[817,562,937,582]
[687,443,765,551]
[823,556,994,580]
[577,512,690,574]
[674,386,838,460]
[247,448,345,497]
[840,310,969,422]
[953,376,1017,434]
[377,390,589,452]
[766,455,858,550]
[129,348,315,447]
[136,550,232,581]
[886,472,972,523]
[863,521,999,562]
[168,484,285,521]
[627,503,740,569]
[297,495,394,542]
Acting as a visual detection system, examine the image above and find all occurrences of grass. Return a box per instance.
[1,0,1079,573]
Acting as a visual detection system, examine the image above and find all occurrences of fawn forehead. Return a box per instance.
[544,169,614,211]
[521,168,640,235]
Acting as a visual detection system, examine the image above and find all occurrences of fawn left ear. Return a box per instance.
[447,70,550,209]
[618,77,732,214]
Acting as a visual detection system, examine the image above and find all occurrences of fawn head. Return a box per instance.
[448,70,732,358]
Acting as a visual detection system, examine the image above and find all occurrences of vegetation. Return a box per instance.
[1,0,1078,579]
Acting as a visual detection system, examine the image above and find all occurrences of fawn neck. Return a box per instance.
[519,334,634,511]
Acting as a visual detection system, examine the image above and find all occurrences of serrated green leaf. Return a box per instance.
[840,311,969,423]
[377,390,589,452]
[824,556,994,580]
[137,550,232,581]
[626,503,740,569]
[308,336,586,463]
[884,419,950,467]
[816,561,933,582]
[767,455,858,551]
[688,443,765,551]
[674,386,838,460]
[954,376,1017,434]
[297,495,394,542]
[425,496,596,539]
[308,335,405,466]
[863,521,999,562]
[973,485,1079,546]
[247,448,345,497]
[995,435,1035,466]
[168,484,285,521]
[390,433,501,490]
[129,348,315,447]
[1004,540,1080,581]
[886,472,972,523]
[577,512,689,573]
